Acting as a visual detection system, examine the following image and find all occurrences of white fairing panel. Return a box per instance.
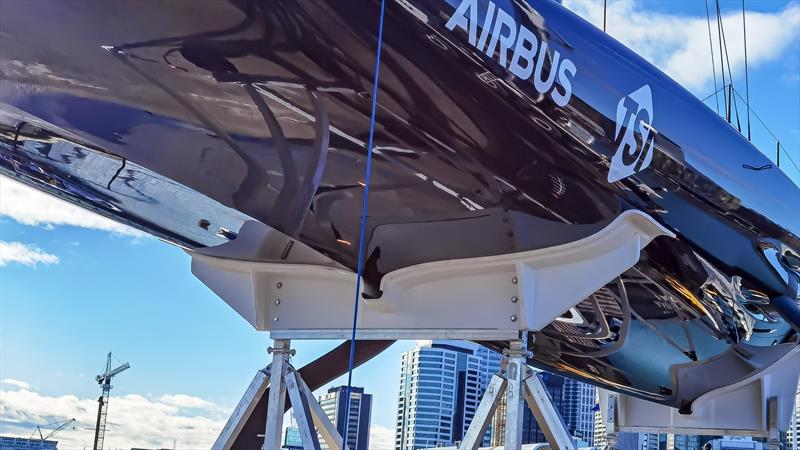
[599,345,800,435]
[190,210,673,336]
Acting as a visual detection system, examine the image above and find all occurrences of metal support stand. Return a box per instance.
[604,433,618,450]
[264,340,291,450]
[766,397,780,450]
[504,338,528,450]
[602,391,618,450]
[458,334,577,450]
[212,339,348,450]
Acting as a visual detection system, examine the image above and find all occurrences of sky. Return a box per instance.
[1,1,799,449]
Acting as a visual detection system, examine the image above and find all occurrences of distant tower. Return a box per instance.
[317,386,372,450]
[561,377,596,443]
[788,385,800,450]
[282,426,303,450]
[395,340,500,450]
[491,371,595,446]
[670,434,708,450]
[594,388,607,448]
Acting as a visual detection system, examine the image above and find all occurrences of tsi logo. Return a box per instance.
[608,85,656,183]
[445,0,577,107]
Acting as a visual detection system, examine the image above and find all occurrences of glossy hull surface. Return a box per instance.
[1,0,798,409]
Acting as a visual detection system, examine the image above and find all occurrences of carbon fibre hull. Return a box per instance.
[1,0,798,410]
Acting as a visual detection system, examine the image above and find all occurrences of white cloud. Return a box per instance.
[0,241,59,267]
[563,0,800,91]
[159,394,218,410]
[0,383,400,450]
[0,175,144,237]
[1,379,31,390]
[0,384,228,449]
[370,425,395,450]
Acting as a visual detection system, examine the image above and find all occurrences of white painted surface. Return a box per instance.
[191,210,673,334]
[599,345,800,435]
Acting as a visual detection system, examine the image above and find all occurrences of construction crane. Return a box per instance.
[92,352,130,450]
[30,418,76,442]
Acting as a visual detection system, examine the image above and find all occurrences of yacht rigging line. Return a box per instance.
[716,0,743,132]
[714,0,728,116]
[705,0,721,114]
[342,0,387,437]
[731,89,800,173]
[701,85,727,103]
[742,0,751,141]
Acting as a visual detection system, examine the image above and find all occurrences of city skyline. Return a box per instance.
[395,340,501,449]
[394,340,600,450]
[492,372,596,447]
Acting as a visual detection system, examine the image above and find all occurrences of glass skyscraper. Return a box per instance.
[788,385,800,449]
[490,371,595,446]
[318,385,372,450]
[562,376,597,444]
[395,340,501,450]
[282,426,303,450]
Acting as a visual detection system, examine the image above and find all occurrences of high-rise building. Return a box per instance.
[614,432,665,450]
[617,432,645,450]
[562,376,596,443]
[788,385,800,450]
[521,372,566,444]
[491,371,595,446]
[282,426,302,449]
[318,386,372,450]
[395,340,501,450]
[669,434,711,450]
[594,388,606,449]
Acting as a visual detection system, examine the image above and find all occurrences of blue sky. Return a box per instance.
[0,214,413,448]
[1,1,799,449]
[565,0,800,182]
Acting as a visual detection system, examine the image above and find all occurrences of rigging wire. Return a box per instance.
[603,0,607,32]
[714,0,727,115]
[742,0,751,140]
[341,0,386,438]
[779,145,800,173]
[716,0,742,131]
[701,85,727,103]
[731,88,800,173]
[705,0,720,114]
[701,5,798,176]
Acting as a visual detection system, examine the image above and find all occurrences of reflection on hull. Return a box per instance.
[0,0,798,410]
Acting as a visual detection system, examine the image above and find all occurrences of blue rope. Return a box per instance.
[342,0,386,440]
